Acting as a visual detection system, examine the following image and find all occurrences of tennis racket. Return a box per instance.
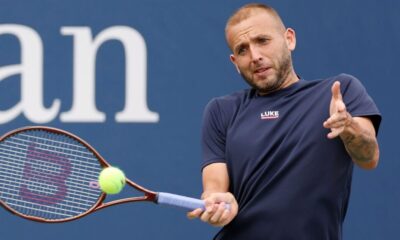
[0,126,206,223]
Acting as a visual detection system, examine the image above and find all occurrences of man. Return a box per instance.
[188,3,381,240]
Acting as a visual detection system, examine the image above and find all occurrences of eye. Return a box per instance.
[235,44,248,56]
[237,47,246,55]
[258,37,269,44]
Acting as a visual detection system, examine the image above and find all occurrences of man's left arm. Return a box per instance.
[323,81,379,169]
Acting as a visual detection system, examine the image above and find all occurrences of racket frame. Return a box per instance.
[0,126,158,223]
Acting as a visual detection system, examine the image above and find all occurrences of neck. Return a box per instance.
[280,70,299,89]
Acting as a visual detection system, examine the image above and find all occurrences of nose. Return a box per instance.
[249,45,263,63]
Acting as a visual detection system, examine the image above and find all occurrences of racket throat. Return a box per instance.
[145,192,157,202]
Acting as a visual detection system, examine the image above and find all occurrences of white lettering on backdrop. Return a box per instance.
[0,24,159,123]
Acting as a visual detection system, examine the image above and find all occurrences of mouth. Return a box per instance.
[254,67,272,76]
[254,67,269,73]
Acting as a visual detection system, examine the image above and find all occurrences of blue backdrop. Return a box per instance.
[0,0,398,239]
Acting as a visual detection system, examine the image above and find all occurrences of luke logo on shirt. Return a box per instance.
[260,111,279,120]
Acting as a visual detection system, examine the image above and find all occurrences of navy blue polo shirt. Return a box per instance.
[201,74,381,240]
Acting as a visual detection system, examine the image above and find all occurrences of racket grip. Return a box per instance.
[157,192,205,210]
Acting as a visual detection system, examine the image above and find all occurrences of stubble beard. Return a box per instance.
[241,52,293,95]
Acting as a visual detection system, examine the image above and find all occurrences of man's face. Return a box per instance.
[226,11,296,94]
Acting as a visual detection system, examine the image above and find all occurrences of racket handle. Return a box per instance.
[157,192,205,210]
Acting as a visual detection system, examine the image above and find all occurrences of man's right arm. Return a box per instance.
[187,162,238,227]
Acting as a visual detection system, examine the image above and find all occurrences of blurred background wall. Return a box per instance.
[0,0,398,239]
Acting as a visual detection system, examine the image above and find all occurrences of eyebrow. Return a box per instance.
[233,34,271,53]
[254,34,271,40]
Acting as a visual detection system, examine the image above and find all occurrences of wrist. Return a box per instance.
[341,112,354,133]
[339,112,357,142]
[201,190,220,199]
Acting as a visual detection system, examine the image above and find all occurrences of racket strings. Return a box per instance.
[7,134,102,168]
[0,135,100,189]
[0,170,100,201]
[0,129,103,220]
[0,144,101,182]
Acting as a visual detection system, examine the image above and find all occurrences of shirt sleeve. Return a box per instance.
[201,98,227,169]
[338,73,382,134]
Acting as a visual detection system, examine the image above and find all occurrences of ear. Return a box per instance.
[230,54,241,74]
[285,28,296,51]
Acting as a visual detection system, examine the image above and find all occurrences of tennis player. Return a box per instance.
[188,3,381,240]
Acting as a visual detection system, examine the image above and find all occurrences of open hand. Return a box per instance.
[323,81,352,139]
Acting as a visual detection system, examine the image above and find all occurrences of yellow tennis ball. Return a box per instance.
[98,167,126,194]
